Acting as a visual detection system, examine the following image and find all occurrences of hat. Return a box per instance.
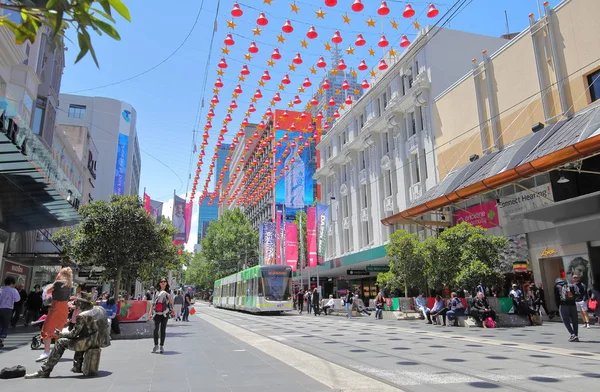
[75,292,94,304]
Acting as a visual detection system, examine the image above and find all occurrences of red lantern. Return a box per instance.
[337,59,347,70]
[273,92,282,102]
[282,74,291,84]
[208,109,215,117]
[218,58,228,69]
[351,0,364,12]
[205,121,212,129]
[293,95,302,105]
[317,111,324,119]
[403,3,415,18]
[265,107,273,117]
[290,123,296,131]
[331,30,343,44]
[252,130,260,138]
[427,3,439,18]
[224,33,235,46]
[211,95,219,104]
[325,0,337,6]
[377,1,390,16]
[345,95,353,105]
[342,80,350,90]
[257,12,268,26]
[300,112,307,119]
[361,79,370,89]
[328,97,336,106]
[249,104,257,112]
[254,89,263,99]
[302,77,312,87]
[324,122,331,130]
[282,133,289,140]
[293,53,303,64]
[307,26,318,39]
[258,121,265,129]
[225,114,232,122]
[241,118,249,127]
[358,59,368,71]
[248,41,259,53]
[230,100,238,109]
[234,84,243,94]
[310,97,319,106]
[282,110,289,117]
[355,33,366,46]
[282,20,293,33]
[214,78,224,88]
[322,79,331,89]
[241,64,250,75]
[333,110,340,118]
[271,48,281,60]
[231,2,243,17]
[262,70,271,81]
[317,57,327,68]
[400,35,411,48]
[378,34,389,47]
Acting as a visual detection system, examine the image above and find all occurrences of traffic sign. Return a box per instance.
[347,269,370,276]
[366,265,390,273]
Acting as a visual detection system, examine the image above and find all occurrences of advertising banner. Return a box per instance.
[143,193,151,213]
[172,195,186,243]
[453,200,499,229]
[285,222,298,272]
[497,184,554,225]
[262,222,277,265]
[316,203,328,265]
[184,200,193,244]
[307,207,317,267]
[258,224,264,265]
[1,261,29,289]
[113,133,129,195]
[276,211,282,265]
[117,300,152,323]
[150,199,163,223]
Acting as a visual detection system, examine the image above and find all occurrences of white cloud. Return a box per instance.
[160,193,198,253]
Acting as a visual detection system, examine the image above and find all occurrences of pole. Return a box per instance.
[299,212,304,290]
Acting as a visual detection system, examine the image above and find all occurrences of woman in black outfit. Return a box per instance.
[470,292,496,326]
[150,278,173,354]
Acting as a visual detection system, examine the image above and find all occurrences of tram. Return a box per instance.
[213,264,293,313]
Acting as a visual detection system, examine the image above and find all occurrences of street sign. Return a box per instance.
[347,269,370,276]
[366,265,390,273]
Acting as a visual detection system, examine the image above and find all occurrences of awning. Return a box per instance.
[1,101,82,232]
[382,102,600,225]
[521,190,600,223]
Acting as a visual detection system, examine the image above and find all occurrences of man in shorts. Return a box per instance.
[572,275,590,329]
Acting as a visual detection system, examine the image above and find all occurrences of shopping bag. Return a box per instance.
[189,307,196,315]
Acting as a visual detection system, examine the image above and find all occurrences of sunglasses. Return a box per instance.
[160,281,167,283]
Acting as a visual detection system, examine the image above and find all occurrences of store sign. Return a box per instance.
[1,261,29,288]
[453,201,499,229]
[540,247,557,258]
[498,184,554,223]
[347,269,370,276]
[366,266,390,272]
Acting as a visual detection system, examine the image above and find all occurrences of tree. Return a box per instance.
[53,195,179,294]
[0,0,131,66]
[184,252,217,290]
[386,230,426,297]
[200,208,258,273]
[376,271,403,294]
[420,235,447,292]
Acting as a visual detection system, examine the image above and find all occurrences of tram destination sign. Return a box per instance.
[347,269,370,276]
[366,266,390,273]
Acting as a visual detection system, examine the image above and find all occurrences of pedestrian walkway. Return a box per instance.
[0,324,39,352]
[0,311,333,391]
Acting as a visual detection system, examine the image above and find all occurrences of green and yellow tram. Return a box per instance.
[213,264,293,313]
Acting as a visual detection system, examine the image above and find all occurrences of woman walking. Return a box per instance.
[150,277,173,354]
[36,267,73,362]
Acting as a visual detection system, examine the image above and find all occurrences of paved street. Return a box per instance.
[1,303,600,391]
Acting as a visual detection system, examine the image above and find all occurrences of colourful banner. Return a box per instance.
[453,201,499,229]
[276,211,282,265]
[285,222,298,272]
[262,222,277,265]
[117,300,152,323]
[307,207,317,268]
[184,201,193,244]
[143,193,151,213]
[172,194,186,243]
[316,203,328,265]
[258,224,264,265]
[113,133,129,195]
[150,199,163,223]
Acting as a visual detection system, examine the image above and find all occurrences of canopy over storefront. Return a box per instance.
[1,100,81,232]
[383,103,600,225]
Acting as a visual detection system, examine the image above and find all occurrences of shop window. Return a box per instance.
[588,69,600,103]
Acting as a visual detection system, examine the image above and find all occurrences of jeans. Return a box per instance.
[11,304,23,327]
[375,307,383,319]
[345,303,352,318]
[429,308,448,325]
[153,315,168,346]
[307,302,312,314]
[417,306,429,319]
[447,309,465,325]
[0,308,12,339]
[559,304,578,336]
[182,306,190,321]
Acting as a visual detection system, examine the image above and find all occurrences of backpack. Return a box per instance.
[154,293,169,313]
[483,317,496,328]
[0,365,26,379]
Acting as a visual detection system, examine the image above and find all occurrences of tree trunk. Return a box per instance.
[404,281,408,298]
[115,264,123,297]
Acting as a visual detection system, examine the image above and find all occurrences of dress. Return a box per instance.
[41,281,71,340]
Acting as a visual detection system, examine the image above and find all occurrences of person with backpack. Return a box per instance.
[554,278,579,342]
[446,292,465,326]
[572,275,590,329]
[470,291,497,327]
[149,277,174,354]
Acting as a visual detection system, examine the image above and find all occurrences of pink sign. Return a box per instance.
[453,201,499,229]
[276,211,282,265]
[307,207,317,267]
[285,223,298,272]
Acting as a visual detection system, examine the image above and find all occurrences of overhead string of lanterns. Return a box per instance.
[193,1,440,207]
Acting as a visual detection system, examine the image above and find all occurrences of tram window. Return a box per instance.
[258,278,264,296]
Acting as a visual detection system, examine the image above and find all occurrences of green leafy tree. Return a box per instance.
[0,0,131,66]
[184,252,217,290]
[200,208,258,273]
[386,230,426,297]
[53,195,179,294]
[420,235,449,292]
[376,270,403,294]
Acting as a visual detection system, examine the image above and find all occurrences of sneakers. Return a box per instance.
[585,323,590,329]
[159,346,164,354]
[35,352,50,362]
[568,335,579,342]
[151,345,159,353]
[25,371,49,379]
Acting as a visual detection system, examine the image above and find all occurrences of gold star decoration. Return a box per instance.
[370,69,377,77]
[222,119,228,125]
[288,101,294,108]
[210,102,216,108]
[270,99,276,106]
[414,21,421,30]
[346,46,355,55]
[350,69,357,78]
[302,126,309,132]
[262,114,269,120]
[324,42,332,52]
[300,39,308,49]
[217,69,224,76]
[212,87,220,94]
[263,0,272,4]
[288,63,297,71]
[330,69,339,76]
[238,75,246,82]
[335,88,341,95]
[342,13,351,24]
[327,116,333,123]
[317,88,324,95]
[278,83,285,90]
[232,93,239,99]
[267,59,275,67]
[368,47,376,56]
[227,20,237,29]
[252,27,262,36]
[366,17,376,27]
[251,97,258,103]
[227,107,234,113]
[339,104,346,110]
[391,19,399,29]
[298,86,305,93]
[295,116,302,123]
[315,8,326,18]
[389,48,398,57]
[221,46,230,55]
[277,34,286,43]
[244,53,253,61]
[353,88,361,96]
[309,66,317,75]
[290,2,299,13]
[245,111,251,116]
[258,79,266,87]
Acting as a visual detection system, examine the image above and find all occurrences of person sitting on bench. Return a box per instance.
[427,295,448,325]
[25,292,111,379]
[322,295,335,315]
[470,291,497,326]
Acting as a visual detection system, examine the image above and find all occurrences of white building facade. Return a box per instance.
[312,27,508,287]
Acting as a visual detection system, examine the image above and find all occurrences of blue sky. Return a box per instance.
[59,0,558,249]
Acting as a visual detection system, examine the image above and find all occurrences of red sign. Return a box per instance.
[285,222,298,272]
[117,300,152,323]
[453,201,499,229]
[307,207,317,267]
[1,261,30,289]
[273,110,312,132]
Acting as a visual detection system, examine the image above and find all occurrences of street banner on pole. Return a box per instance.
[307,206,317,267]
[276,210,282,265]
[262,222,277,265]
[184,201,193,244]
[285,222,298,272]
[150,199,163,223]
[316,203,328,265]
[172,194,186,243]
[143,191,151,213]
[258,224,264,265]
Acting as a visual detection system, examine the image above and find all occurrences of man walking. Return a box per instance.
[554,278,579,342]
[572,275,590,329]
[11,284,27,327]
[25,284,43,326]
[0,277,21,348]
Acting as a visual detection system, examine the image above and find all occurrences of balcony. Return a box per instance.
[406,133,419,154]
[359,169,367,185]
[384,196,394,212]
[342,216,349,230]
[0,99,82,231]
[361,208,369,222]
[409,182,423,203]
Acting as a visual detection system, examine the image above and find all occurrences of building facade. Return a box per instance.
[311,26,508,297]
[57,95,141,201]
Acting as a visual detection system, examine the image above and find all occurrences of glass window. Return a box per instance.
[261,269,291,301]
[360,150,366,170]
[362,184,368,208]
[589,70,600,103]
[32,98,46,135]
[411,112,417,135]
[68,104,86,119]
[383,132,390,154]
[408,68,414,88]
[359,114,365,129]
[413,154,420,183]
[384,170,393,197]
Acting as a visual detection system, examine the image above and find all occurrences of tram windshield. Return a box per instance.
[262,269,292,301]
